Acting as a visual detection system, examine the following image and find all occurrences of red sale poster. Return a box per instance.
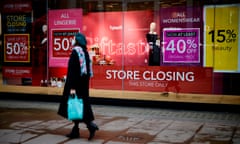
[48,9,82,67]
[48,65,212,94]
[2,67,32,78]
[91,66,212,94]
[1,1,32,82]
[83,10,153,66]
[4,34,30,63]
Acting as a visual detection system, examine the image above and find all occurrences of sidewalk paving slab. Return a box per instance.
[0,100,239,144]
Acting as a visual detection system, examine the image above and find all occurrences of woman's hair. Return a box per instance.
[75,32,87,48]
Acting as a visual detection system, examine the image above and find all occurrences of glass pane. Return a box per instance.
[0,0,239,97]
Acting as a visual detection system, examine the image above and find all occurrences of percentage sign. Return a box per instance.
[69,37,74,50]
[69,37,74,44]
[20,42,26,48]
[20,42,27,55]
[226,29,236,38]
[69,37,73,42]
[187,39,197,48]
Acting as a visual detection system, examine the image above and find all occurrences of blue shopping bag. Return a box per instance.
[67,94,84,120]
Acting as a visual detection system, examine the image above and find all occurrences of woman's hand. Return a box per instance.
[70,89,76,95]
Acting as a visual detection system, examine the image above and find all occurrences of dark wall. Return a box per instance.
[223,73,240,95]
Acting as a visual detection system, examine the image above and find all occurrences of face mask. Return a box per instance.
[71,38,76,46]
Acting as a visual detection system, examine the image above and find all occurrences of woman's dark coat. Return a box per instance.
[58,47,94,123]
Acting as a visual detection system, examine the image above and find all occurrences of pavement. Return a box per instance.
[0,100,239,144]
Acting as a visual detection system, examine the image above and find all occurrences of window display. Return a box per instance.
[1,0,240,98]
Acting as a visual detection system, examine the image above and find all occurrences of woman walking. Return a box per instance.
[58,32,98,140]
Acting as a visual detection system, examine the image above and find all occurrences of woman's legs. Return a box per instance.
[86,121,99,140]
[66,120,80,138]
[66,120,98,140]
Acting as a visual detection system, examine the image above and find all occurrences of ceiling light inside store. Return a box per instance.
[158,1,165,4]
[161,4,171,7]
[106,3,119,8]
[159,0,186,6]
[172,2,183,5]
[97,4,103,8]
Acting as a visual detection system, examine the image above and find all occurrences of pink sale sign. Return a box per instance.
[162,28,200,63]
[48,9,82,67]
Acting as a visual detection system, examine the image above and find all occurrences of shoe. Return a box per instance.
[66,126,80,139]
[87,122,99,140]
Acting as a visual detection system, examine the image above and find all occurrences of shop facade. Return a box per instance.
[0,0,240,103]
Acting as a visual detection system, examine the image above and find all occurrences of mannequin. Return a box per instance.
[149,22,157,35]
[41,25,47,44]
[146,22,160,66]
[39,24,48,84]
